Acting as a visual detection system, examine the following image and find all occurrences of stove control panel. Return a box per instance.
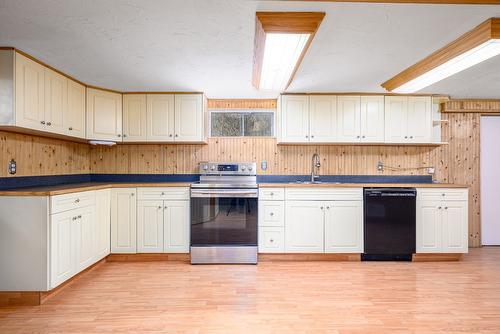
[198,162,256,175]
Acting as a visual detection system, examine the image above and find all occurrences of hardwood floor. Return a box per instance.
[1,248,500,333]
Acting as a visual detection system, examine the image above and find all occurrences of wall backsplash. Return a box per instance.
[0,113,481,246]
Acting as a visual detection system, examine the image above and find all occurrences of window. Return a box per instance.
[210,110,274,137]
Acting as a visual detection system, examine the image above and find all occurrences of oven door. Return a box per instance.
[190,188,258,247]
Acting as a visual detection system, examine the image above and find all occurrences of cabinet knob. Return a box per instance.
[68,127,73,131]
[357,135,360,139]
[270,212,274,216]
[131,193,134,196]
[311,135,314,138]
[326,206,330,210]
[320,206,324,210]
[445,207,448,210]
[270,239,274,243]
[175,134,178,137]
[305,135,309,139]
[72,216,77,221]
[46,122,51,126]
[158,206,162,209]
[404,136,408,139]
[410,136,413,139]
[123,134,127,138]
[438,206,442,210]
[117,134,121,137]
[442,193,445,196]
[169,134,173,137]
[77,215,82,219]
[74,198,80,203]
[270,192,274,196]
[40,121,46,125]
[164,206,168,209]
[161,192,165,195]
[362,135,366,139]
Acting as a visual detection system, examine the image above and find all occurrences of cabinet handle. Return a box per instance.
[46,122,51,126]
[68,127,73,131]
[311,135,314,138]
[40,121,46,125]
[161,192,165,195]
[169,134,173,137]
[131,193,135,196]
[270,192,274,196]
[74,198,80,203]
[438,206,442,210]
[175,134,178,137]
[164,206,168,209]
[158,206,162,209]
[442,193,445,196]
[270,212,274,216]
[77,215,82,219]
[445,207,448,210]
[404,136,408,139]
[270,239,274,243]
[305,135,309,139]
[326,206,330,210]
[362,135,366,139]
[117,134,121,137]
[357,135,360,139]
[410,136,413,139]
[320,206,324,210]
[72,216,78,221]
[123,134,127,138]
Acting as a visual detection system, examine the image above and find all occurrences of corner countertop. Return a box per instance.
[0,181,468,196]
[258,182,469,188]
[0,182,193,196]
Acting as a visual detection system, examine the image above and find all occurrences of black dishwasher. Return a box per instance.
[362,188,416,261]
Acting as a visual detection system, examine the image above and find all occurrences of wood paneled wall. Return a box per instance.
[0,131,90,177]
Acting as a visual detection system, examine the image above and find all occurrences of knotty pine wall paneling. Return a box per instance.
[0,131,90,177]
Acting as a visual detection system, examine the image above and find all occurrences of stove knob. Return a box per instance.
[202,164,209,171]
[248,166,253,171]
[210,166,216,171]
[241,166,246,171]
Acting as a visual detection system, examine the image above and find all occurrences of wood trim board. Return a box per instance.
[284,0,500,4]
[382,18,500,92]
[207,99,277,109]
[443,99,500,113]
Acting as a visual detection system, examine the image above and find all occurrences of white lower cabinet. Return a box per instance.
[259,227,285,253]
[137,200,164,253]
[95,189,111,261]
[324,200,363,253]
[416,188,468,253]
[285,201,325,253]
[111,188,137,253]
[164,201,190,253]
[50,209,78,288]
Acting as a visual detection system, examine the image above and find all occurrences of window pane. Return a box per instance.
[244,113,273,136]
[211,113,242,136]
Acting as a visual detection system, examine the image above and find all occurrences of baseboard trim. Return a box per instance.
[412,253,463,262]
[258,253,361,262]
[106,253,190,262]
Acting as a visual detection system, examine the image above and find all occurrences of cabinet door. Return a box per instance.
[147,94,175,141]
[164,200,190,253]
[309,96,337,142]
[442,202,468,253]
[44,68,67,135]
[285,201,324,253]
[15,52,45,130]
[258,200,285,227]
[280,95,310,142]
[407,96,432,143]
[324,201,363,253]
[360,96,384,143]
[137,200,164,253]
[416,200,442,253]
[123,94,147,141]
[66,79,86,138]
[75,206,96,272]
[50,210,76,289]
[337,96,361,142]
[86,88,122,141]
[384,96,408,143]
[95,189,111,261]
[111,188,137,253]
[174,94,203,141]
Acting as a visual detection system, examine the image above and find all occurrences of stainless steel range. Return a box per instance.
[190,162,258,264]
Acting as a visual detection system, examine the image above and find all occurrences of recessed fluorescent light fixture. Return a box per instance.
[252,12,325,91]
[382,18,500,93]
[89,140,116,146]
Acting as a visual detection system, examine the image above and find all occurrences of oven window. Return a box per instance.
[190,197,257,246]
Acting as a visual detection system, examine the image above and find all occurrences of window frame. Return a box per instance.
[209,109,276,138]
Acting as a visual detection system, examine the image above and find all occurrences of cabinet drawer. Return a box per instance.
[50,191,95,214]
[259,227,285,253]
[285,188,362,201]
[137,187,190,200]
[258,201,284,227]
[259,188,285,201]
[417,188,468,201]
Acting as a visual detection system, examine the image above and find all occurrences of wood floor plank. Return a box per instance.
[1,248,500,333]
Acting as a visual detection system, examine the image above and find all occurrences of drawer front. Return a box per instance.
[137,187,190,200]
[258,201,285,227]
[285,188,362,201]
[50,191,95,214]
[259,188,285,201]
[259,227,285,253]
[417,188,468,201]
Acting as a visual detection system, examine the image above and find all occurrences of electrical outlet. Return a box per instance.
[261,160,267,171]
[427,167,435,174]
[377,161,384,172]
[8,159,16,175]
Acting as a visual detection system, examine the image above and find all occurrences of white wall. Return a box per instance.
[481,116,500,245]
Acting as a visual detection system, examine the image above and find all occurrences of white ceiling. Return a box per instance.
[0,0,499,98]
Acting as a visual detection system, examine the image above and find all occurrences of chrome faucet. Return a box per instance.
[311,153,321,182]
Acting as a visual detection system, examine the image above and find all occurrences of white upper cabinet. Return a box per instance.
[123,94,147,141]
[66,79,86,138]
[175,94,204,142]
[15,52,45,131]
[309,96,338,142]
[86,88,122,141]
[280,95,310,143]
[360,96,384,142]
[407,96,432,143]
[385,96,432,143]
[44,68,67,135]
[337,96,361,142]
[147,94,175,141]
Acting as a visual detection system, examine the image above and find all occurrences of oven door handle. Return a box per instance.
[191,189,258,198]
